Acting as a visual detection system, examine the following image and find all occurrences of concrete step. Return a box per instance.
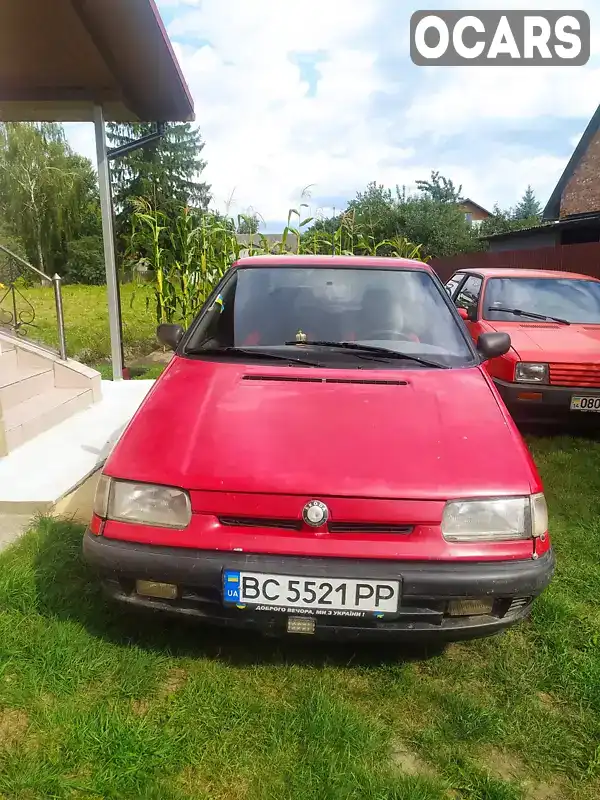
[0,380,154,514]
[0,361,54,409]
[0,347,18,371]
[0,334,16,355]
[4,387,93,452]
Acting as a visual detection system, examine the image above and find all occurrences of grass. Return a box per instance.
[25,282,168,380]
[94,363,168,381]
[0,436,599,799]
[25,283,158,365]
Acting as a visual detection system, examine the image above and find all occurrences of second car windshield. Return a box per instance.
[186,266,474,367]
[484,277,600,324]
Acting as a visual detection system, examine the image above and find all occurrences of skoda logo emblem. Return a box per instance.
[303,500,329,527]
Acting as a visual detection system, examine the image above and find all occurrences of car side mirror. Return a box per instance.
[458,307,469,321]
[157,323,184,351]
[477,332,511,360]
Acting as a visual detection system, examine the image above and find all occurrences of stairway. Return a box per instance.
[0,331,101,457]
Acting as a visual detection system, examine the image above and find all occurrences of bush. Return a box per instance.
[64,236,105,285]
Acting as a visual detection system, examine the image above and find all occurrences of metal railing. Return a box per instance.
[0,244,67,360]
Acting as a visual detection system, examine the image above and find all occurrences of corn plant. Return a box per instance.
[127,198,429,328]
[387,236,431,262]
[128,198,171,323]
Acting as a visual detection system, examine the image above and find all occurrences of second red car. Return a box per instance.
[446,267,600,423]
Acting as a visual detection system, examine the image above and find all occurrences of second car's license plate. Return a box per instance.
[223,571,400,617]
[571,396,600,412]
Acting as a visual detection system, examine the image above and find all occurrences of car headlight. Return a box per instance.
[93,475,191,529]
[442,494,548,542]
[515,362,548,384]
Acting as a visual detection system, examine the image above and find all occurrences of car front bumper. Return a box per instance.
[83,531,555,642]
[494,379,600,422]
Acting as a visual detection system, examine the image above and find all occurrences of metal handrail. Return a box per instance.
[0,243,67,360]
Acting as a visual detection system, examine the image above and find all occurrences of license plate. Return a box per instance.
[570,396,600,413]
[223,571,400,618]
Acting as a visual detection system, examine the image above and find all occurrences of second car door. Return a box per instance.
[454,275,484,344]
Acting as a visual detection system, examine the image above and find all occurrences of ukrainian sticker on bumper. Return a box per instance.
[223,571,400,618]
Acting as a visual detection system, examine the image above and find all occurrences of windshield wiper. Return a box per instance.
[188,347,324,367]
[489,306,571,325]
[284,340,448,369]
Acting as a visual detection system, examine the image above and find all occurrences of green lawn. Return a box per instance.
[25,283,158,365]
[0,435,599,800]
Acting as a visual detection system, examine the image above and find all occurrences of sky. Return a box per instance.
[65,0,600,232]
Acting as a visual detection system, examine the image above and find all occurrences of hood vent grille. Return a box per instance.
[243,375,407,386]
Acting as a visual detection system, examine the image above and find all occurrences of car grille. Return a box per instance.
[549,363,600,388]
[218,516,413,534]
[505,597,532,616]
[220,516,302,531]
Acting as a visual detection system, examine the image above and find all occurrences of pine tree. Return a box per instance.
[107,122,211,216]
[513,185,542,220]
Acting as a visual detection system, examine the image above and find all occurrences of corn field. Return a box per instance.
[127,199,429,327]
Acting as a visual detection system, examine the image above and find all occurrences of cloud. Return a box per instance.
[570,133,585,148]
[64,0,600,227]
[64,122,97,165]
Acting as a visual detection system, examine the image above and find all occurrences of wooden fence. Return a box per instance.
[430,242,600,283]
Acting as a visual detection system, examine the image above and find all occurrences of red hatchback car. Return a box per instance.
[84,256,554,643]
[445,268,600,423]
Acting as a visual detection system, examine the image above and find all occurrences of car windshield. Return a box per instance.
[484,277,600,324]
[185,266,475,368]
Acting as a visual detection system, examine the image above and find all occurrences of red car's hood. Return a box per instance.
[485,321,600,363]
[105,357,536,500]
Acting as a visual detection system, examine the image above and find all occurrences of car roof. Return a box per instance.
[232,254,433,271]
[455,267,600,282]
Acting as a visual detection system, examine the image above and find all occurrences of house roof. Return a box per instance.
[543,103,600,220]
[0,0,194,122]
[459,198,492,216]
[481,211,600,242]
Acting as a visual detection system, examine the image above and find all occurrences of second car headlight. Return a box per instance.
[93,475,191,529]
[515,362,548,384]
[442,494,548,542]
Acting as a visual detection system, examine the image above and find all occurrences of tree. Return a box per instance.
[107,123,211,271]
[107,122,211,217]
[416,170,462,203]
[513,185,542,220]
[237,213,261,234]
[396,194,483,257]
[479,198,543,240]
[313,181,481,258]
[478,203,516,237]
[64,236,105,285]
[0,123,102,277]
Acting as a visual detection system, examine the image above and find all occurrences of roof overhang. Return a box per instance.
[459,198,492,216]
[0,0,194,122]
[482,212,600,241]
